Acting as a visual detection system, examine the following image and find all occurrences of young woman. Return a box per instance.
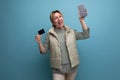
[35,10,90,80]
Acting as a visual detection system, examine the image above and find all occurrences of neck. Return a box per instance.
[55,25,65,29]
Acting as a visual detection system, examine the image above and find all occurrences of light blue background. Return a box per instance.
[0,0,120,80]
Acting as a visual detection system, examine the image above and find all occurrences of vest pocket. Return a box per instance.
[50,58,61,69]
[69,54,80,68]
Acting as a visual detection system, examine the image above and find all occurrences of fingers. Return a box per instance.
[85,8,88,13]
[35,35,41,42]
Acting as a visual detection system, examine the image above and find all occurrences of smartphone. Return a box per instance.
[78,4,87,18]
[38,29,45,35]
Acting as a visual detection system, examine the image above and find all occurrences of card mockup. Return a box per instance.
[38,29,45,35]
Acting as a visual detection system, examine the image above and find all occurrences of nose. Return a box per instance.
[58,17,61,20]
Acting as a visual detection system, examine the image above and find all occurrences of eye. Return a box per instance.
[59,15,62,18]
[54,17,58,20]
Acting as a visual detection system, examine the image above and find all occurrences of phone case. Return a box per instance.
[78,4,88,18]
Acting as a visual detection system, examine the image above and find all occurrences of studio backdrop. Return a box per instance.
[0,0,120,80]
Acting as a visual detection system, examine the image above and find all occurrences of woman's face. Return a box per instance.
[52,12,64,29]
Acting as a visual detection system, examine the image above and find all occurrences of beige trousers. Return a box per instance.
[53,69,77,80]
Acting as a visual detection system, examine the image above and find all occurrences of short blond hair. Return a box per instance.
[50,10,63,23]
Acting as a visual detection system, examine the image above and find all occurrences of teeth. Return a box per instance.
[58,21,62,24]
[58,22,61,24]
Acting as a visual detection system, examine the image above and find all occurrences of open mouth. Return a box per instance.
[58,21,63,25]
